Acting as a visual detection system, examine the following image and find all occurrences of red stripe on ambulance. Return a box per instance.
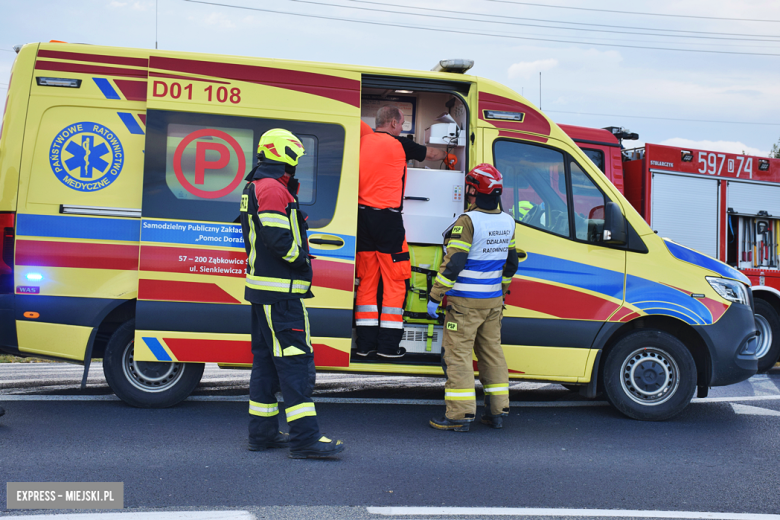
[164,337,251,363]
[36,50,148,68]
[114,79,147,101]
[161,338,349,367]
[15,240,139,270]
[311,259,354,292]
[479,92,551,136]
[34,60,147,79]
[138,279,240,304]
[139,246,246,278]
[139,246,353,292]
[609,306,637,322]
[505,278,620,321]
[498,131,548,143]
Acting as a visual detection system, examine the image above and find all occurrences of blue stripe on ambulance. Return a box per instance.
[516,252,718,325]
[665,240,750,285]
[140,219,356,261]
[142,337,172,361]
[517,252,624,300]
[92,78,121,100]
[117,112,145,135]
[625,275,713,325]
[16,214,141,242]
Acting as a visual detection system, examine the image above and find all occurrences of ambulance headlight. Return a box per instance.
[26,273,42,281]
[706,276,749,305]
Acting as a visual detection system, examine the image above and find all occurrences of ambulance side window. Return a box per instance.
[494,140,570,238]
[570,161,607,244]
[143,110,344,228]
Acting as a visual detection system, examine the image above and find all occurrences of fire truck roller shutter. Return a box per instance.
[728,182,780,217]
[651,173,719,259]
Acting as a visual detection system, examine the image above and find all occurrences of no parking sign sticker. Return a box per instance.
[165,124,253,201]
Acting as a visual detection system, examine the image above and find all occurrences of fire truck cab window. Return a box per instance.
[581,148,605,173]
[570,161,607,243]
[495,140,570,238]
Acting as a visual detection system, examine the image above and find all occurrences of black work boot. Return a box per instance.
[481,414,504,429]
[377,346,406,359]
[429,416,471,432]
[289,436,345,459]
[248,431,290,451]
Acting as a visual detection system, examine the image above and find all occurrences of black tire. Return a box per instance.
[753,298,780,373]
[102,319,205,408]
[603,330,696,421]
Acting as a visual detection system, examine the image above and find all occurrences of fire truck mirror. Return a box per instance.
[603,201,627,245]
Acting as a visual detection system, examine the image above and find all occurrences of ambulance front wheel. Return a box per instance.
[103,320,205,408]
[603,330,697,421]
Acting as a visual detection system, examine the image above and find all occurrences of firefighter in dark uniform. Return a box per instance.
[240,128,344,459]
[427,164,519,431]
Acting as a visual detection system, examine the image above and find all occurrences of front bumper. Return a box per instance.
[696,302,758,386]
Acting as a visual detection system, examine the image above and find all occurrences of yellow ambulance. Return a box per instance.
[0,42,758,420]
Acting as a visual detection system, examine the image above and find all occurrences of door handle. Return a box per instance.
[404,196,430,201]
[516,249,528,259]
[309,237,345,246]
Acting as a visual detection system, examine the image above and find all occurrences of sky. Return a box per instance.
[1,0,779,156]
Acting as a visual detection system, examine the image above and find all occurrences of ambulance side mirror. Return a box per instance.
[602,201,626,245]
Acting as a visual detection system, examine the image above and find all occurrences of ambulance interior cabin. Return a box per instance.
[358,87,469,359]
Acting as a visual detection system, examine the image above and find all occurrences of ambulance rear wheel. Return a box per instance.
[603,330,696,421]
[103,320,205,408]
[753,299,780,373]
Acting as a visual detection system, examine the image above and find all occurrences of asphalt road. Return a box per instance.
[1,364,780,519]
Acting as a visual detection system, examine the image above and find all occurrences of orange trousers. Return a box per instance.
[355,209,411,355]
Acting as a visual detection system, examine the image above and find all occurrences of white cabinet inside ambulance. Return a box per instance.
[0,42,758,420]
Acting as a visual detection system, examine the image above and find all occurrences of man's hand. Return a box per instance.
[427,299,440,319]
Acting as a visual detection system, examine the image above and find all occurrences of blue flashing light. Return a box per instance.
[26,273,43,281]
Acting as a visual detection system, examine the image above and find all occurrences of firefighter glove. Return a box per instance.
[427,298,440,319]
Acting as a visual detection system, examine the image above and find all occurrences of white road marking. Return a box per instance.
[747,376,780,396]
[7,512,252,520]
[366,506,780,519]
[731,403,780,416]
[3,394,780,408]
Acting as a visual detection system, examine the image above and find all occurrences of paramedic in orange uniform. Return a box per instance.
[355,105,452,359]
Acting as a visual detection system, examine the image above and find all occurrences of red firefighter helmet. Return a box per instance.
[465,163,503,196]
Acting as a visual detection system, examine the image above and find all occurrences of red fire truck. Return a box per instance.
[561,124,780,373]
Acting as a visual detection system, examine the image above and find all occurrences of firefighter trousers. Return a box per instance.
[441,302,510,420]
[355,208,411,355]
[248,300,320,450]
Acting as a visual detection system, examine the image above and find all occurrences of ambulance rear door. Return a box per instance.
[13,43,147,362]
[134,53,361,369]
